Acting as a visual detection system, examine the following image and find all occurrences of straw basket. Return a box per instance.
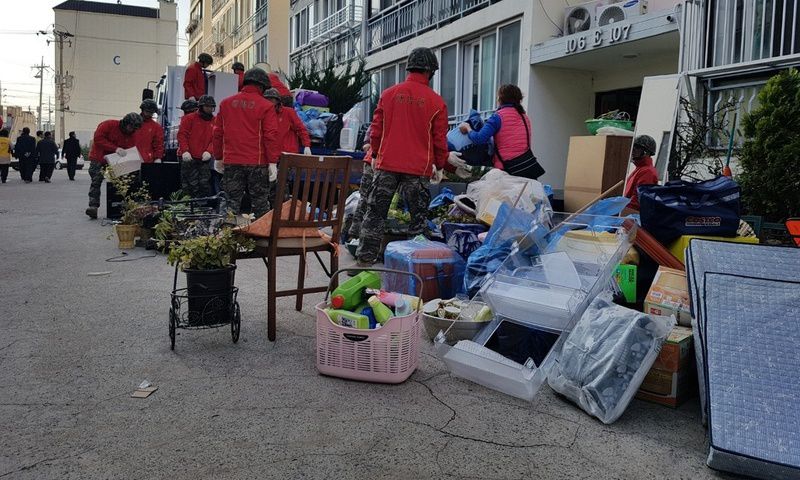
[115,224,138,249]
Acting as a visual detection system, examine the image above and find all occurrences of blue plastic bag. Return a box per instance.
[429,187,455,209]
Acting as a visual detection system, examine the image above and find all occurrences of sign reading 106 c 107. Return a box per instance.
[565,24,632,54]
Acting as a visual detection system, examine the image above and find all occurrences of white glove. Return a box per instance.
[448,151,466,169]
[430,165,445,185]
[268,163,277,182]
[455,166,472,179]
[116,148,127,157]
[188,96,196,101]
[362,143,370,153]
[214,160,224,174]
[181,151,192,161]
[303,147,312,155]
[458,122,472,134]
[201,151,212,161]
[154,158,162,163]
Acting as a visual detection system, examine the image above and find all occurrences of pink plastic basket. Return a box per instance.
[315,269,423,384]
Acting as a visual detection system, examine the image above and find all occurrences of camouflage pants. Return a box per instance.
[181,159,211,199]
[348,162,375,238]
[355,169,430,264]
[223,164,272,217]
[87,162,106,207]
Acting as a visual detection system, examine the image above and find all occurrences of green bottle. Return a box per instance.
[367,296,394,325]
[330,271,382,311]
[325,309,370,329]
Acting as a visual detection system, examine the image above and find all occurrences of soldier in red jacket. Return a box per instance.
[263,89,311,155]
[212,68,280,216]
[354,48,450,266]
[134,99,165,164]
[178,95,216,198]
[233,62,245,91]
[85,113,143,219]
[184,53,212,101]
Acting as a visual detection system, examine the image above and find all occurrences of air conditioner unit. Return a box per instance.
[596,0,648,26]
[563,0,612,35]
[215,43,225,56]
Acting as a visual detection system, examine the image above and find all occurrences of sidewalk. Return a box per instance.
[0,172,724,479]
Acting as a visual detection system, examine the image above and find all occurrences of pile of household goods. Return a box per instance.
[322,270,420,330]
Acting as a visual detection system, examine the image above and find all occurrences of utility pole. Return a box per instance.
[32,57,49,132]
[39,27,73,144]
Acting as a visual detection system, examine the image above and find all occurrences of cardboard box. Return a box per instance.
[564,135,632,212]
[636,367,696,408]
[644,266,691,326]
[668,234,759,263]
[652,326,693,372]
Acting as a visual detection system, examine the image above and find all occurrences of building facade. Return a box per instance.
[289,0,364,72]
[53,0,178,146]
[1,106,38,139]
[187,0,289,78]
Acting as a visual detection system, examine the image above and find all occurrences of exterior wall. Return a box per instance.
[2,107,38,140]
[54,3,178,145]
[266,1,290,73]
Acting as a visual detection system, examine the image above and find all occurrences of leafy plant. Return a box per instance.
[166,228,254,271]
[104,168,150,225]
[738,68,800,221]
[668,96,738,181]
[285,57,370,115]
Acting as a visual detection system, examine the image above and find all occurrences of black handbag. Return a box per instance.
[496,111,545,180]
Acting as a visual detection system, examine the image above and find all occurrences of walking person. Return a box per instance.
[457,84,544,180]
[184,53,213,101]
[14,127,36,183]
[36,132,59,182]
[178,95,216,198]
[355,48,450,267]
[85,113,143,219]
[134,99,165,164]
[212,68,279,217]
[0,129,11,183]
[61,131,82,181]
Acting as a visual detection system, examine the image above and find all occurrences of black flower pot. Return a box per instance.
[184,265,236,326]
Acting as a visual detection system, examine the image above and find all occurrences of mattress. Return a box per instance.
[702,273,800,479]
[685,239,800,424]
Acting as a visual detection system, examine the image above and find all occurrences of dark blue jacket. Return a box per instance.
[35,138,59,164]
[13,134,36,160]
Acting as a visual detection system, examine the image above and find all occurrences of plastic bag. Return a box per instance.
[465,169,551,226]
[429,187,455,209]
[344,191,360,218]
[596,126,634,137]
[384,238,466,301]
[547,294,675,424]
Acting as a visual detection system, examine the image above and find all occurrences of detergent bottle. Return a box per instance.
[367,296,394,325]
[330,270,381,311]
[326,309,370,329]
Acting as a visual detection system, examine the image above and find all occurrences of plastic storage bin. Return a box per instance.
[315,269,423,384]
[435,212,636,401]
[383,239,465,302]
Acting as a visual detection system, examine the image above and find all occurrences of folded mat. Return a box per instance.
[685,239,800,424]
[702,273,800,479]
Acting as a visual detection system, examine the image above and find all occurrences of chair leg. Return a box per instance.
[296,253,306,311]
[267,252,277,342]
[330,250,339,289]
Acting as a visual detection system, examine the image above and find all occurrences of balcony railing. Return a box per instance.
[211,0,229,17]
[310,3,363,42]
[680,0,800,74]
[232,5,268,48]
[290,31,361,71]
[185,15,200,34]
[367,0,495,53]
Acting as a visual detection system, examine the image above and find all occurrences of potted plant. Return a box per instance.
[105,168,151,249]
[166,228,254,325]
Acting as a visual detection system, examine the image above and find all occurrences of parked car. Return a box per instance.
[55,155,85,170]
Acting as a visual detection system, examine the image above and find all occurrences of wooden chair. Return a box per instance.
[237,153,352,341]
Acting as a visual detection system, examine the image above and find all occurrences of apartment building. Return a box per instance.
[289,0,365,72]
[187,0,289,76]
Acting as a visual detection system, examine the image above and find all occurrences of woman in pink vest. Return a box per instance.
[458,84,544,180]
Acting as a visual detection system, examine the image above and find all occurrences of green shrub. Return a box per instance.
[738,69,800,221]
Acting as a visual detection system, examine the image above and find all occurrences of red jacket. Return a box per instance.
[134,118,165,163]
[370,72,449,177]
[624,155,659,210]
[183,62,206,100]
[269,73,291,97]
[89,120,138,165]
[279,107,310,153]
[237,71,244,91]
[178,112,214,159]
[212,85,280,165]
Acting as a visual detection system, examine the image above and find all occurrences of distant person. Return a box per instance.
[180,99,199,117]
[212,68,279,217]
[0,129,11,183]
[457,84,543,180]
[178,95,216,198]
[263,89,311,155]
[35,130,44,144]
[14,127,36,183]
[184,53,213,101]
[35,131,59,182]
[134,99,165,163]
[85,113,143,219]
[61,131,82,181]
[623,135,659,211]
[232,62,245,91]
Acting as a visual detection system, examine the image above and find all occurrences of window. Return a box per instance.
[255,36,268,63]
[380,66,396,91]
[497,21,520,88]
[479,34,496,111]
[440,44,458,114]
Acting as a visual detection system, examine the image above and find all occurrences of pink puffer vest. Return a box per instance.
[494,107,532,170]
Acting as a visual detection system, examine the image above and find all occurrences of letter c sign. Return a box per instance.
[113,55,121,65]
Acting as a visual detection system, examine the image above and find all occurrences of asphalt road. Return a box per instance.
[0,168,729,479]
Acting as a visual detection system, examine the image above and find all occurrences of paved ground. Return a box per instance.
[0,168,730,479]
